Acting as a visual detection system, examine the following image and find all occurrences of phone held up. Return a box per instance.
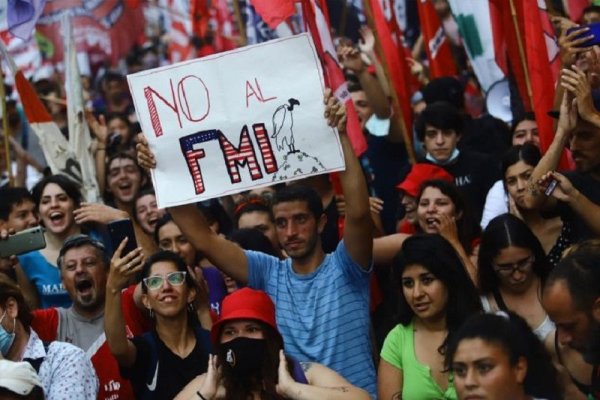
[107,219,139,256]
[568,22,600,47]
[0,226,47,258]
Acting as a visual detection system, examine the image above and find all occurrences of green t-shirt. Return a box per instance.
[380,321,457,400]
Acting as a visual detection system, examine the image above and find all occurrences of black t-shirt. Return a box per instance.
[122,326,211,400]
[365,134,410,234]
[556,171,600,243]
[422,150,499,224]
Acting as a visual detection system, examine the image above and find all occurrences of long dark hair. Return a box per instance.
[417,179,479,253]
[393,234,482,354]
[501,143,541,185]
[217,321,294,400]
[445,312,561,399]
[478,214,550,294]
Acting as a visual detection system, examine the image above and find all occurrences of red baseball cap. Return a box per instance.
[396,164,454,197]
[210,287,281,346]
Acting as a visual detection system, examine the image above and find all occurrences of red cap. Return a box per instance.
[396,163,454,197]
[210,288,280,346]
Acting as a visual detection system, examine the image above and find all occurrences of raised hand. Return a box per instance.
[73,202,129,225]
[323,89,347,134]
[107,238,144,294]
[136,133,156,170]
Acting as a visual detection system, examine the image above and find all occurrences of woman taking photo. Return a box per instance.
[377,234,482,400]
[478,214,554,341]
[104,242,212,399]
[175,287,370,400]
[445,311,560,400]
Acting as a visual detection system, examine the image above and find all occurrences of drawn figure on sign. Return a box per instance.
[271,98,300,154]
[269,98,326,182]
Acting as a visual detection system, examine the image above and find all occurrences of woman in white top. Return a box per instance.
[477,214,554,341]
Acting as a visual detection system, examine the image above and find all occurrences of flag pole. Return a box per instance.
[363,0,416,163]
[509,0,534,110]
[232,0,247,46]
[0,70,14,186]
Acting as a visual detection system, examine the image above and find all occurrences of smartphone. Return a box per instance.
[568,23,600,47]
[107,219,138,256]
[544,179,559,196]
[0,226,46,258]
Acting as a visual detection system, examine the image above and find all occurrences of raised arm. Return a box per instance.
[325,91,373,268]
[104,239,144,368]
[136,134,249,283]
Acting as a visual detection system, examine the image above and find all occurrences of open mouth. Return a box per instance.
[49,211,65,223]
[75,279,93,295]
[159,295,177,303]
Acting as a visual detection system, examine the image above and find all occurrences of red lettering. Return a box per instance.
[218,126,263,183]
[184,148,207,194]
[177,75,210,122]
[255,78,277,103]
[144,80,181,138]
[252,123,278,174]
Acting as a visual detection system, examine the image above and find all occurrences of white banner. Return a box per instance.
[128,33,345,208]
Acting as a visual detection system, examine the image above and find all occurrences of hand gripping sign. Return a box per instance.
[128,33,345,208]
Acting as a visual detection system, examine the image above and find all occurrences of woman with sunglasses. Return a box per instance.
[175,287,370,400]
[104,241,211,400]
[478,214,554,341]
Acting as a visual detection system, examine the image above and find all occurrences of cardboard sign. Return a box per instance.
[128,33,345,208]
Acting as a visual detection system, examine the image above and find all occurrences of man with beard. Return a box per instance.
[29,234,135,400]
[542,241,600,398]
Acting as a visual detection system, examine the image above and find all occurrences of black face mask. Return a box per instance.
[218,337,267,376]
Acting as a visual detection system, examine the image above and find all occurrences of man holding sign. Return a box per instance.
[137,90,376,396]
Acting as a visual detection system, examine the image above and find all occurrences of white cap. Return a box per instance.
[0,359,43,395]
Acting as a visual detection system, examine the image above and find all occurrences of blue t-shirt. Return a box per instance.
[246,240,376,397]
[18,251,71,309]
[202,266,227,316]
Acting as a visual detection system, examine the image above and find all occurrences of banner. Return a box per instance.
[35,0,144,66]
[128,34,345,208]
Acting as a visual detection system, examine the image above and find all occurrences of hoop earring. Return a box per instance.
[187,302,195,312]
[149,308,154,319]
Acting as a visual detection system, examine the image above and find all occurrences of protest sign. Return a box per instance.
[128,33,345,208]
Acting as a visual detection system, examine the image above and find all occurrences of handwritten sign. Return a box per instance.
[128,34,345,208]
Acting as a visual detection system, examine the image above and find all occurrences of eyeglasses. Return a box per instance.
[493,255,535,275]
[143,271,187,290]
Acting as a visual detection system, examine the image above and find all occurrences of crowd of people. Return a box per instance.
[1,1,600,399]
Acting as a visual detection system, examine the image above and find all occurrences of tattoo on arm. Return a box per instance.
[392,392,401,400]
[300,362,312,373]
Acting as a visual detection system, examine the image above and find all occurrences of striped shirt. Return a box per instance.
[247,240,376,397]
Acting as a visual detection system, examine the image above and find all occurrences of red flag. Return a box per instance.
[36,0,145,66]
[416,0,457,78]
[521,0,569,169]
[250,0,296,29]
[366,0,414,145]
[566,0,590,22]
[300,0,367,156]
[489,0,531,111]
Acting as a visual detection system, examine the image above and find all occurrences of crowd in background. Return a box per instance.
[1,0,600,399]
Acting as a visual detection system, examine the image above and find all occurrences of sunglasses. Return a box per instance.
[143,271,187,291]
